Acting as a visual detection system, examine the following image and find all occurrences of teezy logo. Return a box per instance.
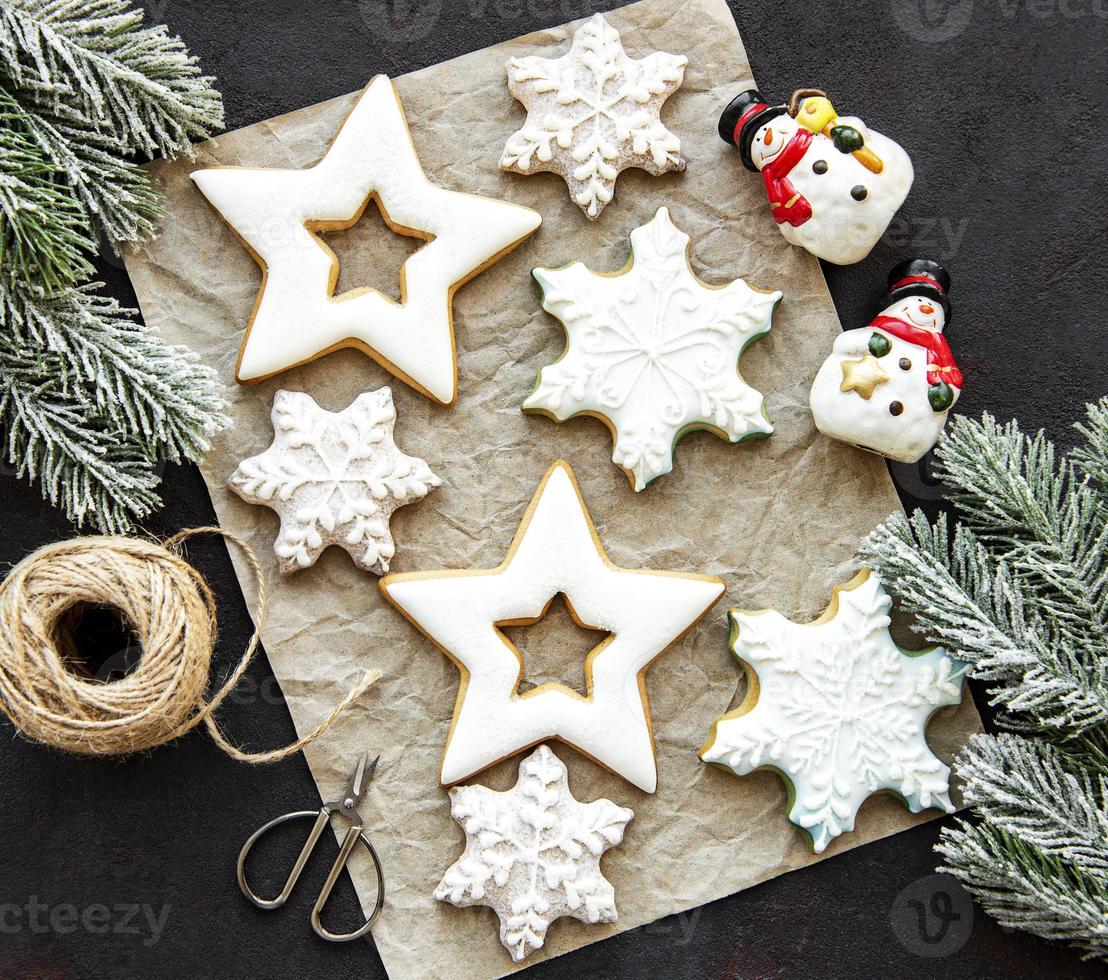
[358,0,442,45]
[891,0,974,41]
[890,873,974,957]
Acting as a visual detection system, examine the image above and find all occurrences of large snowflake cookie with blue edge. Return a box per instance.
[229,387,440,576]
[699,570,965,853]
[523,207,782,490]
[434,744,633,962]
[500,13,687,219]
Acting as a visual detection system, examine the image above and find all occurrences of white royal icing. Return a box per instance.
[192,75,542,402]
[700,570,964,853]
[749,112,913,265]
[501,13,687,219]
[229,388,440,575]
[435,744,633,962]
[810,295,959,463]
[380,460,724,793]
[523,207,781,490]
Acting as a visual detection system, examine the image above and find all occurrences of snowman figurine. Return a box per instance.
[719,87,914,265]
[809,259,963,463]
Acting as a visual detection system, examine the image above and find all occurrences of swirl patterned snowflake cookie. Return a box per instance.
[435,744,633,962]
[523,207,782,490]
[229,388,440,576]
[700,570,965,853]
[500,13,687,219]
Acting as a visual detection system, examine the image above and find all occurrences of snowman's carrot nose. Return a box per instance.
[920,304,934,314]
[764,128,774,145]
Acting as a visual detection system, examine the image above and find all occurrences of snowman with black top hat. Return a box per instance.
[719,87,914,264]
[810,259,963,463]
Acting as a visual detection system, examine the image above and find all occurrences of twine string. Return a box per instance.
[0,528,378,762]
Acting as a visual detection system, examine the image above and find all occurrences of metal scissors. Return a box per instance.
[236,752,385,942]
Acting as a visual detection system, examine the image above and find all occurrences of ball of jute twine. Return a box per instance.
[0,528,379,762]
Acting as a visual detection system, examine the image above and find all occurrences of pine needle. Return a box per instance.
[0,0,227,531]
[863,404,1108,961]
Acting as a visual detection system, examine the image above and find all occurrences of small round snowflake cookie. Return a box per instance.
[522,207,783,491]
[500,13,687,219]
[434,744,634,962]
[699,569,966,853]
[229,387,440,576]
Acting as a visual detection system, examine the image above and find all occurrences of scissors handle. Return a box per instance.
[236,808,385,942]
[311,825,385,943]
[237,809,329,911]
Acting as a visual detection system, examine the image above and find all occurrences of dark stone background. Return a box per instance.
[1,0,1105,977]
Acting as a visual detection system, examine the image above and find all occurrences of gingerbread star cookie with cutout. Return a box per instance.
[523,207,782,490]
[192,75,541,403]
[229,388,440,575]
[380,460,724,793]
[700,570,965,853]
[500,13,687,219]
[435,744,633,962]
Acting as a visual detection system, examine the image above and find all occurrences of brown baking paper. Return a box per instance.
[125,0,982,974]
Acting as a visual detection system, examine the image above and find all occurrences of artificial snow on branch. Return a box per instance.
[862,403,1108,961]
[0,0,227,531]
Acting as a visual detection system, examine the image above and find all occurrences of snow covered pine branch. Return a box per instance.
[0,0,227,531]
[862,401,1108,960]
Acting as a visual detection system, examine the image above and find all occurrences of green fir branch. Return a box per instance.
[864,407,1108,961]
[0,0,227,532]
[937,823,1108,959]
[0,86,93,290]
[3,280,227,460]
[935,413,1108,646]
[4,84,161,251]
[0,282,228,532]
[955,734,1108,876]
[863,510,1108,732]
[1074,398,1108,495]
[0,0,224,157]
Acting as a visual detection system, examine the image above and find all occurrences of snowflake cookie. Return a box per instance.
[500,13,687,219]
[435,744,633,962]
[380,460,724,792]
[192,75,541,402]
[229,388,440,576]
[522,207,782,490]
[700,570,965,853]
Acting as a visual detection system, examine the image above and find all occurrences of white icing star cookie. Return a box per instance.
[435,744,633,962]
[192,75,542,403]
[229,388,440,575]
[380,460,724,792]
[523,207,782,490]
[500,13,687,219]
[700,570,965,853]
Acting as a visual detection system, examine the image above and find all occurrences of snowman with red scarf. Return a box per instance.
[809,259,963,463]
[719,88,914,265]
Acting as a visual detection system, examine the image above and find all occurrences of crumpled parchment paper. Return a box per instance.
[125,0,982,975]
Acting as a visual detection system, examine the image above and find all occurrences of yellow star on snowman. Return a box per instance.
[191,75,542,404]
[839,354,890,400]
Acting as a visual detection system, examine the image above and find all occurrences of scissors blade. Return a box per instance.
[340,752,379,819]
